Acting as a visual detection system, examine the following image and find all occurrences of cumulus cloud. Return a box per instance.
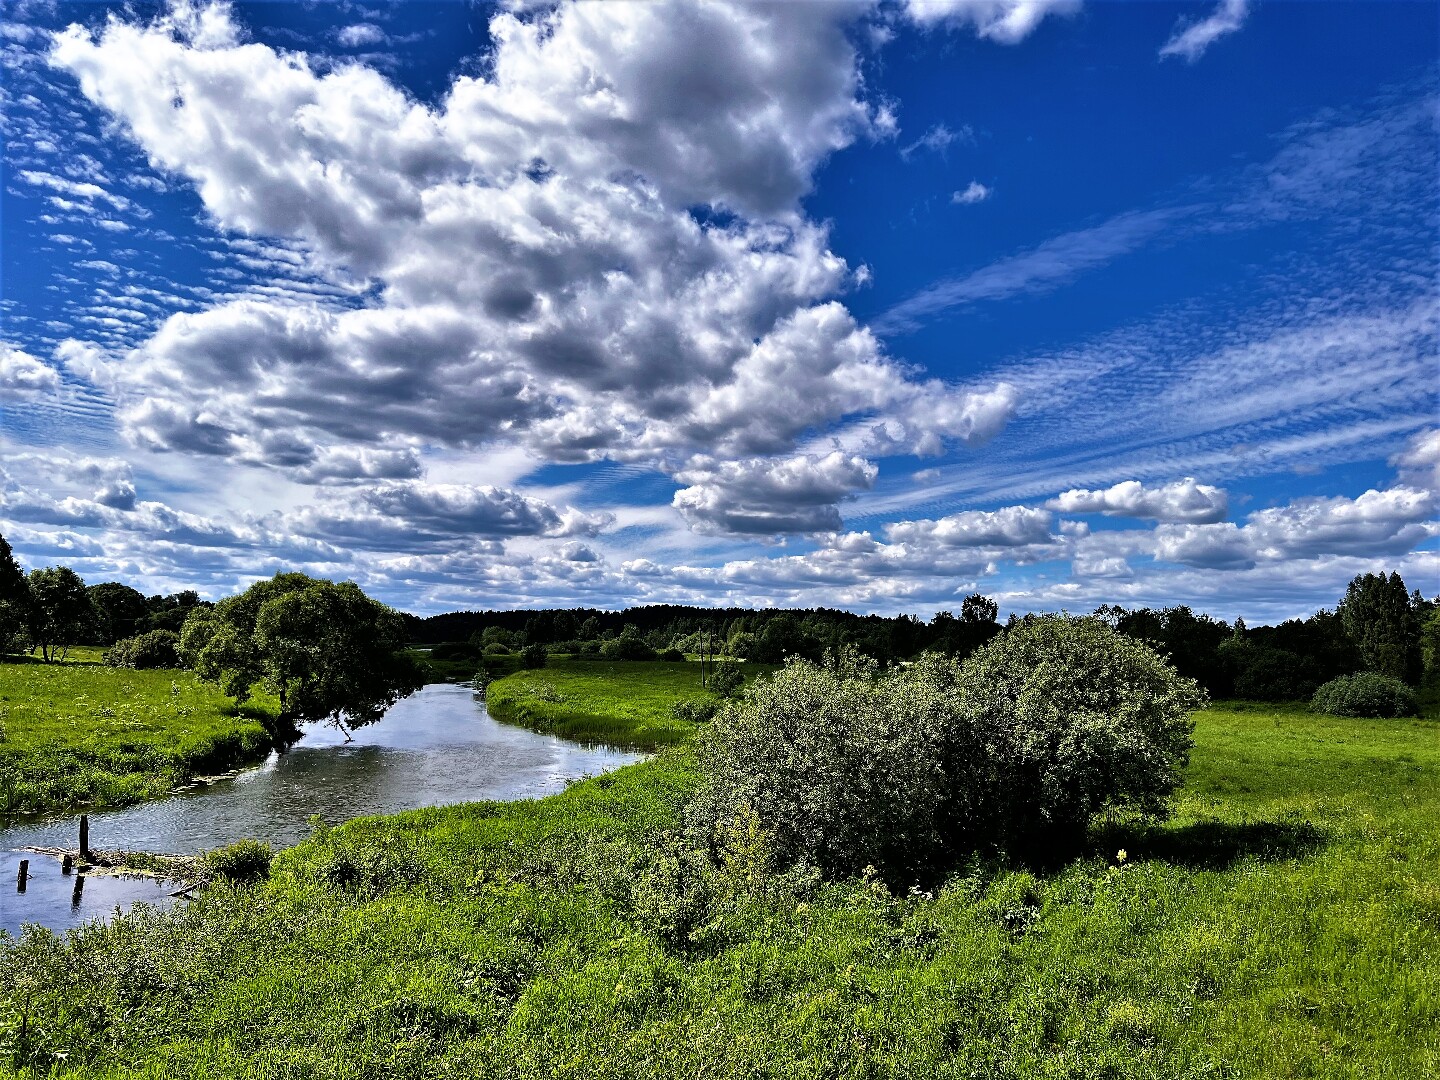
[48,1,1015,535]
[1153,486,1438,570]
[1159,0,1250,63]
[1047,477,1228,523]
[904,1,1081,44]
[672,451,878,535]
[952,181,991,205]
[336,23,385,48]
[885,504,1054,547]
[0,343,62,401]
[1390,428,1440,491]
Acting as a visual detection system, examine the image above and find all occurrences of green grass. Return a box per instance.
[0,658,278,816]
[2,689,1437,1077]
[486,659,749,748]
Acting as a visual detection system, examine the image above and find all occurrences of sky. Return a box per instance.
[1,0,1437,622]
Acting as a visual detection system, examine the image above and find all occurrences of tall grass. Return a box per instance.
[0,659,277,815]
[2,698,1436,1077]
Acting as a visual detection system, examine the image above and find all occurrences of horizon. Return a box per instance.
[3,0,1437,625]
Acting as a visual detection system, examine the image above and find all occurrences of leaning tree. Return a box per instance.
[180,573,424,741]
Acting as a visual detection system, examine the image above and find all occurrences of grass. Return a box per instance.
[485,659,752,748]
[2,679,1437,1077]
[0,657,278,816]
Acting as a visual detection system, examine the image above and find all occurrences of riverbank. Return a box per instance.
[0,657,278,816]
[485,659,730,748]
[3,689,1436,1078]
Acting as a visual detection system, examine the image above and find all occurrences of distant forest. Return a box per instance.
[409,572,1438,703]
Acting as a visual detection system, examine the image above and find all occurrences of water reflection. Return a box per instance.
[2,684,642,934]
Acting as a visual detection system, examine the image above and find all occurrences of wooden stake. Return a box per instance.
[79,814,90,862]
[62,853,73,874]
[16,858,27,891]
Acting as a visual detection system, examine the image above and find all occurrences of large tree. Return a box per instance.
[0,532,27,656]
[1338,572,1422,684]
[26,566,94,662]
[87,582,150,645]
[180,573,424,740]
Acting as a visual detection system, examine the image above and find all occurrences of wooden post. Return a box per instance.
[16,858,27,891]
[71,873,85,907]
[62,853,73,874]
[79,813,90,862]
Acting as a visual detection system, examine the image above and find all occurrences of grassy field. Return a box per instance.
[0,657,278,816]
[485,659,753,747]
[2,680,1436,1078]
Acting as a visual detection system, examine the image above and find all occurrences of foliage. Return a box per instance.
[693,620,1203,882]
[599,626,658,661]
[1310,671,1417,718]
[658,647,686,662]
[2,700,1438,1078]
[487,660,733,748]
[671,697,720,723]
[1339,571,1423,684]
[0,659,276,813]
[180,573,423,737]
[0,532,30,655]
[86,582,150,645]
[25,566,94,662]
[482,642,512,656]
[103,629,181,669]
[707,658,744,698]
[202,839,274,884]
[519,643,548,668]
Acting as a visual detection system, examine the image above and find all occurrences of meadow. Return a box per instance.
[484,659,755,747]
[2,657,1436,1077]
[0,656,277,815]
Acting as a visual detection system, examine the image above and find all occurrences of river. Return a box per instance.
[1,683,643,935]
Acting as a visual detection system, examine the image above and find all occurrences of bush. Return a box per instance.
[103,630,181,669]
[201,839,272,884]
[600,636,657,661]
[1310,672,1417,718]
[482,642,512,656]
[708,659,744,699]
[429,641,481,662]
[658,648,686,662]
[520,643,548,669]
[690,618,1204,883]
[671,698,719,724]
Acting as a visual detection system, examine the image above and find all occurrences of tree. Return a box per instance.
[0,531,27,656]
[87,582,149,644]
[26,566,93,661]
[1338,572,1422,684]
[180,573,424,741]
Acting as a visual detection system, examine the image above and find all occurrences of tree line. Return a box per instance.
[3,527,1435,702]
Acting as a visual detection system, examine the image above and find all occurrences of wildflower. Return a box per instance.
[1117,849,1128,864]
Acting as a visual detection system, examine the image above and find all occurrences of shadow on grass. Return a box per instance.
[1091,817,1328,871]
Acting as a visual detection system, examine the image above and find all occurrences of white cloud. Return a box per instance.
[0,343,61,401]
[885,504,1054,547]
[1048,477,1228,523]
[672,451,879,535]
[1390,428,1440,492]
[1160,0,1250,64]
[901,122,971,160]
[336,24,386,48]
[904,1,1082,45]
[952,180,991,204]
[48,1,1016,537]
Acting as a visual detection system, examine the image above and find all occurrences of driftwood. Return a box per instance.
[19,845,200,883]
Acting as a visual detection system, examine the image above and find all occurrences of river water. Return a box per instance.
[1,683,643,935]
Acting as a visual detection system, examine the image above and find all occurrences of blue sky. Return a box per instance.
[2,0,1436,621]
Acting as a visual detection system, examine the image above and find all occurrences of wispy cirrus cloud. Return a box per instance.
[1160,0,1251,64]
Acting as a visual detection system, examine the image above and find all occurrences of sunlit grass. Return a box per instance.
[0,658,277,815]
[3,687,1436,1077]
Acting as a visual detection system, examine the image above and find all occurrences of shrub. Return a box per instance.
[520,643,548,668]
[201,839,272,884]
[482,642,512,656]
[671,698,719,723]
[947,616,1205,853]
[690,618,1204,883]
[659,648,686,662]
[103,629,181,669]
[708,659,744,699]
[600,636,657,661]
[1310,671,1417,718]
